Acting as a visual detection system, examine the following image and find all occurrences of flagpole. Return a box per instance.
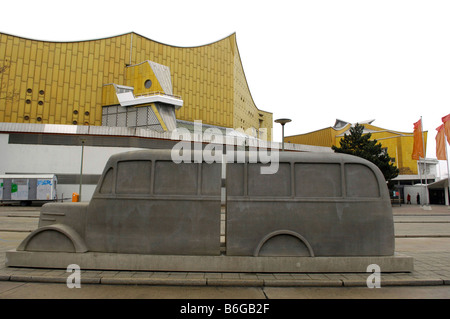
[441,114,450,208]
[417,131,423,202]
[445,135,450,208]
[420,116,430,208]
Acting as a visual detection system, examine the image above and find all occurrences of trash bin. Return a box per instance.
[72,192,79,202]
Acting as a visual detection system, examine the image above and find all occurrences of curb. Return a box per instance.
[1,274,449,288]
[206,279,264,287]
[263,280,343,287]
[100,277,207,286]
[341,278,445,287]
[8,275,101,284]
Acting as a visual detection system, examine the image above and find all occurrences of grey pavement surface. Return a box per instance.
[1,204,450,299]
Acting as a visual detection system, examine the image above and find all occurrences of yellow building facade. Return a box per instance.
[0,32,272,139]
[285,120,428,175]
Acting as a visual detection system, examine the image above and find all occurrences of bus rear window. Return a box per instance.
[116,161,151,194]
[345,164,380,198]
[295,163,341,197]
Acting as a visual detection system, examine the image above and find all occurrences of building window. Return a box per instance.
[144,80,152,89]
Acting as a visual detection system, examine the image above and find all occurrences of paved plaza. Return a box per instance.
[1,204,450,299]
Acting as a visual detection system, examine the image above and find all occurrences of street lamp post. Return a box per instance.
[79,139,86,202]
[275,118,292,151]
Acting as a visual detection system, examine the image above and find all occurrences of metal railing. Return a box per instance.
[134,91,182,100]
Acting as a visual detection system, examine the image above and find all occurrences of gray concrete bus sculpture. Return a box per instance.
[13,149,395,260]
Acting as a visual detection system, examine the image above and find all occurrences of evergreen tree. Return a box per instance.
[332,124,399,190]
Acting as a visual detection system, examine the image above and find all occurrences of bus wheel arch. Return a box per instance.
[17,224,88,253]
[254,230,315,257]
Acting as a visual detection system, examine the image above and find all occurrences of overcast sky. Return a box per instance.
[1,0,449,172]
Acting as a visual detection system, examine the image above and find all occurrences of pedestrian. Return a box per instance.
[407,194,411,204]
[416,193,420,205]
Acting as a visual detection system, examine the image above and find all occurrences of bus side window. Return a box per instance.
[295,163,341,197]
[227,163,244,196]
[201,163,221,195]
[248,163,291,197]
[154,161,197,195]
[99,168,114,194]
[345,164,380,198]
[116,161,151,194]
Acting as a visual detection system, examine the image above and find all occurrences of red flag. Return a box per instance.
[412,119,424,160]
[436,124,447,160]
[442,113,450,145]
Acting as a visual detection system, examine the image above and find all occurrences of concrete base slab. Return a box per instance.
[5,250,413,273]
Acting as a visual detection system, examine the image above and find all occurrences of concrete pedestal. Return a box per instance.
[6,250,414,273]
